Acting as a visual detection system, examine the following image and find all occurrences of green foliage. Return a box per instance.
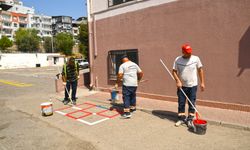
[78,23,88,59]
[79,43,88,58]
[15,28,40,52]
[55,32,74,56]
[0,36,13,52]
[43,37,53,53]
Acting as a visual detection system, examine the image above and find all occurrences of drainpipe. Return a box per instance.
[87,0,95,89]
[93,15,97,57]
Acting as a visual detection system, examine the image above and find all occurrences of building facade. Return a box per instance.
[72,17,87,40]
[88,0,250,110]
[0,0,84,42]
[0,0,34,40]
[52,16,73,35]
[31,14,52,37]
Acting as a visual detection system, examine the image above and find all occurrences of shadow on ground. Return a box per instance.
[152,110,178,123]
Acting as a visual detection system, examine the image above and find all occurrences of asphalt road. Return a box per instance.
[0,67,250,150]
[0,67,96,150]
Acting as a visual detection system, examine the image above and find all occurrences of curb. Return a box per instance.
[139,108,250,131]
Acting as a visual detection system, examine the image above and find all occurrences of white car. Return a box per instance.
[75,58,89,69]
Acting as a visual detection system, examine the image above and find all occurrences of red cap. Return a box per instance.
[182,44,192,54]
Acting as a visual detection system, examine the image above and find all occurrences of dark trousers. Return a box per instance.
[64,80,78,101]
[177,86,197,114]
[122,86,137,109]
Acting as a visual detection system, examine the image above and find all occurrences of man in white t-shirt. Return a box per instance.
[115,55,143,119]
[172,44,205,127]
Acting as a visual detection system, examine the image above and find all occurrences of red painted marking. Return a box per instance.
[75,102,96,110]
[83,102,97,106]
[54,102,96,112]
[65,110,92,119]
[80,105,96,111]
[54,106,71,111]
[96,108,121,119]
[55,102,121,121]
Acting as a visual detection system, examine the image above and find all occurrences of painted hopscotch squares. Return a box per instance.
[54,102,121,126]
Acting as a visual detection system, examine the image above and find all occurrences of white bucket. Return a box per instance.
[41,102,53,116]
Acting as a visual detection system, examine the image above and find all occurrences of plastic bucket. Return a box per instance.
[193,119,207,135]
[111,90,119,102]
[41,102,53,116]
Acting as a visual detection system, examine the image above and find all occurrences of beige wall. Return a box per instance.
[90,0,250,105]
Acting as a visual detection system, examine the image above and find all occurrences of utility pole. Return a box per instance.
[51,35,54,53]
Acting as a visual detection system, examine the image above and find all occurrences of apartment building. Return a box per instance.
[72,17,87,37]
[1,0,83,41]
[52,16,72,35]
[31,14,52,37]
[87,0,250,110]
[0,0,34,40]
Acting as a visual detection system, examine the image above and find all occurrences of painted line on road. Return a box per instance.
[77,118,109,126]
[54,102,121,126]
[0,79,33,87]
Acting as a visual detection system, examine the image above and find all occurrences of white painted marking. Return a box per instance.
[77,118,109,126]
[72,106,82,110]
[55,111,66,115]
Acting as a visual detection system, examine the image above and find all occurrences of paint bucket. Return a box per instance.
[41,102,53,116]
[110,89,119,103]
[193,119,207,135]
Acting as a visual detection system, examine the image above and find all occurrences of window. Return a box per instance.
[108,0,134,7]
[108,49,138,80]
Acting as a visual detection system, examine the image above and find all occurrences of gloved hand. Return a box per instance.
[63,82,66,86]
[114,83,118,89]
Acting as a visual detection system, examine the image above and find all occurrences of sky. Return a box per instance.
[21,0,87,20]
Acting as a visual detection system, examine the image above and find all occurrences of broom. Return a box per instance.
[160,59,201,118]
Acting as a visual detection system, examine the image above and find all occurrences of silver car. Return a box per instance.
[75,58,89,69]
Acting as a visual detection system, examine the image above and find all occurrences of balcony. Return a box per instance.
[0,0,13,11]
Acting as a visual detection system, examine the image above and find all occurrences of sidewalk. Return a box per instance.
[66,87,250,129]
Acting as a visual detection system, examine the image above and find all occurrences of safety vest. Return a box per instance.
[63,61,78,79]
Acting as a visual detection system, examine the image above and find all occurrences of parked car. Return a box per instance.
[75,58,89,69]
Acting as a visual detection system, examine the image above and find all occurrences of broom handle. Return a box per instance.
[57,66,73,104]
[160,59,201,117]
[64,84,74,104]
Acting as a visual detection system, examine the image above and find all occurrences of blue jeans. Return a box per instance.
[64,80,78,101]
[122,86,137,109]
[177,86,197,114]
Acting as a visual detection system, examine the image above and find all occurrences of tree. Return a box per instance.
[78,23,89,59]
[0,36,13,52]
[15,28,40,52]
[55,32,74,56]
[43,37,53,53]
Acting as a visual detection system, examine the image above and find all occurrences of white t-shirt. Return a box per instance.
[118,61,142,87]
[173,55,203,87]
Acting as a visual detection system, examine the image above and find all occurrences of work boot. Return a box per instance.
[187,120,195,129]
[63,100,69,105]
[130,108,136,113]
[72,100,76,105]
[175,115,186,127]
[121,112,132,119]
[187,115,195,129]
[175,120,185,127]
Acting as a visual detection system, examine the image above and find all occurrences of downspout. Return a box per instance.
[87,0,95,89]
[93,15,98,57]
[93,15,98,88]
